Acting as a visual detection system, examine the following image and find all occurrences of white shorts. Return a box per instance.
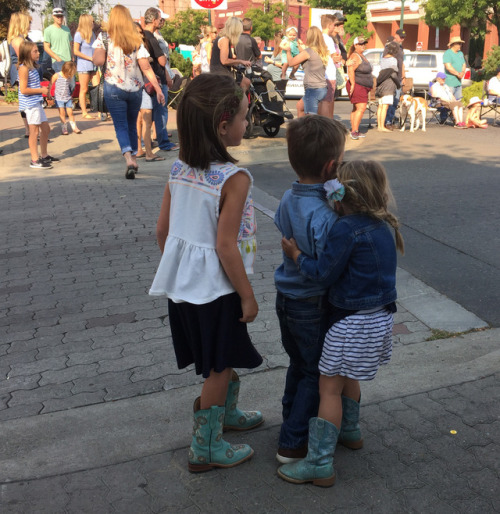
[141,89,153,110]
[379,95,393,105]
[24,103,47,125]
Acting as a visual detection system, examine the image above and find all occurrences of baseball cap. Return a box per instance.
[52,7,64,16]
[395,29,406,38]
[436,72,446,80]
[353,36,368,45]
[158,10,169,19]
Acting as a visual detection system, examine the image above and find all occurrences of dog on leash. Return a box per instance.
[400,94,428,132]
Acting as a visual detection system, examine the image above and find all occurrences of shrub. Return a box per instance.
[462,81,484,106]
[4,88,18,104]
[482,45,500,80]
[170,51,193,78]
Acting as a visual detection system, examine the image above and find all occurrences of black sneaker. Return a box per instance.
[30,159,52,169]
[41,155,60,163]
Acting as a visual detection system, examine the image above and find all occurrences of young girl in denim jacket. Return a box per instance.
[279,160,404,487]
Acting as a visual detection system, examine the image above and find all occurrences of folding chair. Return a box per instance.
[480,79,500,126]
[425,82,453,126]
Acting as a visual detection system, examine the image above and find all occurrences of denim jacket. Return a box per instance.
[275,182,338,299]
[296,213,397,310]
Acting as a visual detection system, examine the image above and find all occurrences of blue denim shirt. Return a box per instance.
[274,182,338,299]
[297,213,397,310]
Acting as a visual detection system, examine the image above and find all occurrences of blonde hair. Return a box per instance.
[7,12,32,44]
[105,5,143,55]
[76,14,94,44]
[337,160,405,254]
[61,61,76,78]
[305,26,330,67]
[220,17,243,48]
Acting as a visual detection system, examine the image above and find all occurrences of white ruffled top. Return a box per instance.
[149,160,257,304]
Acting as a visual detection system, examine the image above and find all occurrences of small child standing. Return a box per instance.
[274,116,348,464]
[280,27,303,80]
[18,41,58,169]
[279,160,404,487]
[149,74,263,473]
[51,61,82,135]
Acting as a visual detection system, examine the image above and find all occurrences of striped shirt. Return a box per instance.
[54,73,72,102]
[18,66,42,111]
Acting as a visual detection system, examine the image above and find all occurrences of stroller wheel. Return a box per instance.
[263,124,280,137]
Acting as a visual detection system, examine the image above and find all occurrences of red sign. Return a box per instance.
[416,41,423,51]
[194,0,224,8]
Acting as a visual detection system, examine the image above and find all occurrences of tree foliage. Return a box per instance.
[0,0,31,39]
[305,0,371,45]
[42,0,108,27]
[161,9,209,46]
[245,2,287,44]
[483,44,500,78]
[424,0,500,40]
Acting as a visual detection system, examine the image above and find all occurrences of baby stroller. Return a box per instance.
[167,68,190,109]
[243,65,293,138]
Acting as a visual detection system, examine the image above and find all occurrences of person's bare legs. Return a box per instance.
[296,98,305,118]
[377,104,391,131]
[142,110,155,159]
[200,368,233,409]
[39,121,51,158]
[78,72,93,117]
[318,99,334,118]
[28,124,40,162]
[351,103,367,132]
[136,110,145,157]
[67,107,81,133]
[58,107,66,125]
[318,375,345,428]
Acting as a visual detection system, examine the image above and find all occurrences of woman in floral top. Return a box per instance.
[93,5,165,179]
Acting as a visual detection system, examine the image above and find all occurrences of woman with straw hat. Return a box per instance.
[443,36,466,101]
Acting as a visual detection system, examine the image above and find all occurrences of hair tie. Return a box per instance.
[324,179,345,201]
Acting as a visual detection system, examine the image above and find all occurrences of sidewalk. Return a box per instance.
[0,103,498,513]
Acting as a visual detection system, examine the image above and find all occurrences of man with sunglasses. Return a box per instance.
[43,7,73,73]
[383,28,406,129]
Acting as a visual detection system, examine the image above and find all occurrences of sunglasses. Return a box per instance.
[54,15,64,18]
[334,23,344,27]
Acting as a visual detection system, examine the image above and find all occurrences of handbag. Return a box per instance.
[336,66,346,91]
[143,74,160,96]
[90,32,108,113]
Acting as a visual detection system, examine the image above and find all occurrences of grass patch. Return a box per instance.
[426,327,489,341]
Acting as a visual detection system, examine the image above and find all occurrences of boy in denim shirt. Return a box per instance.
[275,116,348,463]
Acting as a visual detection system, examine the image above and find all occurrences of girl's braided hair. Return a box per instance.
[337,160,405,254]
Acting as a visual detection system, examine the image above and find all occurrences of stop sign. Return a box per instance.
[194,0,225,7]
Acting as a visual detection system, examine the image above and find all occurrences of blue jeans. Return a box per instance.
[385,87,401,125]
[152,83,175,150]
[276,292,330,449]
[451,85,462,100]
[104,82,142,155]
[52,61,64,73]
[303,87,327,114]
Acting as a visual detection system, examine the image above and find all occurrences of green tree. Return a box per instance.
[244,2,287,44]
[483,44,500,78]
[424,0,500,42]
[0,0,31,39]
[161,9,208,46]
[42,0,108,26]
[305,0,371,46]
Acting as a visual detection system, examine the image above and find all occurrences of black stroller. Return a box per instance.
[243,65,293,138]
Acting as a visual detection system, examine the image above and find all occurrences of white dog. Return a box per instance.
[400,95,427,132]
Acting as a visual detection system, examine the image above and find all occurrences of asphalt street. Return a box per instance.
[250,100,500,327]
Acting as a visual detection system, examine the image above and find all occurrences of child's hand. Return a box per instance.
[281,237,301,262]
[240,295,258,323]
[280,40,290,51]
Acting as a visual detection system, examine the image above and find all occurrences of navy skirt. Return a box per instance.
[168,292,263,378]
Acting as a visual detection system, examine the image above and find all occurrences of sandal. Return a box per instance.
[125,165,136,180]
[145,156,166,162]
[136,154,146,159]
[82,114,95,119]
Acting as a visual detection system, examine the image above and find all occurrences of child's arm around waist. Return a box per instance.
[217,171,258,323]
[282,220,354,287]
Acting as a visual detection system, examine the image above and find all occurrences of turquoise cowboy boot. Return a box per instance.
[223,371,264,431]
[338,395,364,450]
[277,417,338,487]
[188,397,254,473]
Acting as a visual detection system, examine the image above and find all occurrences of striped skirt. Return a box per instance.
[319,308,393,381]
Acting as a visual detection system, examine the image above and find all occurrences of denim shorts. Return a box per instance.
[303,87,327,114]
[56,98,73,109]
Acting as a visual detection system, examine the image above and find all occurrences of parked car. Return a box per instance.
[404,50,472,91]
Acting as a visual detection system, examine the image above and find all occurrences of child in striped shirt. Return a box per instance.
[279,160,404,488]
[51,61,81,134]
[18,41,57,169]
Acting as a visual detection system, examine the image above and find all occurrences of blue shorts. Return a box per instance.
[56,98,73,109]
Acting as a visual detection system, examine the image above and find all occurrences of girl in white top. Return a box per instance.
[150,74,263,473]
